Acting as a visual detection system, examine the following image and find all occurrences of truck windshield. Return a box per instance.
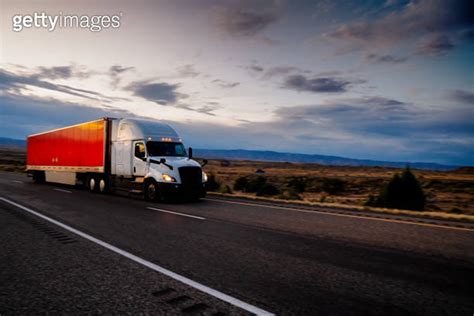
[146,141,187,157]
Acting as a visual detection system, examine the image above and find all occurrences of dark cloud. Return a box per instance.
[246,65,265,72]
[176,64,200,78]
[126,81,219,115]
[0,68,110,101]
[212,79,240,88]
[448,90,474,105]
[282,75,358,93]
[262,66,301,79]
[109,65,135,88]
[127,81,185,105]
[35,65,91,80]
[214,1,281,37]
[326,0,474,53]
[416,34,455,56]
[366,53,407,64]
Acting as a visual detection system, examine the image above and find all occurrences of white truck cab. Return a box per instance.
[111,118,207,201]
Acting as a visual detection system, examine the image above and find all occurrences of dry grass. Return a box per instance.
[201,159,474,216]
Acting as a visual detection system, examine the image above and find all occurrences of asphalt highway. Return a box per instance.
[1,171,473,315]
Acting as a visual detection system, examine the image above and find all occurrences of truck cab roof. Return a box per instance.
[115,118,181,142]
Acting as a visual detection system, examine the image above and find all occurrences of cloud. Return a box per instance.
[448,90,474,104]
[212,79,240,88]
[282,75,359,93]
[126,80,219,115]
[0,94,138,138]
[326,0,474,53]
[36,65,90,80]
[0,68,110,101]
[416,34,455,56]
[214,1,282,37]
[109,65,135,87]
[366,53,407,64]
[262,66,301,79]
[245,64,265,72]
[127,81,185,105]
[1,92,472,165]
[176,64,200,78]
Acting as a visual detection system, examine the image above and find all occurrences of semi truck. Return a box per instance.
[26,118,208,201]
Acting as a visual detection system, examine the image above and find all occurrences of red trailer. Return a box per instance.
[26,118,108,184]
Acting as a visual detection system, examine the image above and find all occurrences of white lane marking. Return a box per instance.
[147,207,205,220]
[204,198,474,232]
[13,180,23,183]
[0,197,271,315]
[53,188,72,194]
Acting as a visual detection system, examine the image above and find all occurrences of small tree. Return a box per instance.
[373,167,425,211]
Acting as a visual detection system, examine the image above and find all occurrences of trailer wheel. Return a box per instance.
[144,179,160,202]
[88,176,98,193]
[98,178,109,194]
[32,171,45,184]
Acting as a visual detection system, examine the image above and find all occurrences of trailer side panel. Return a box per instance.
[26,119,107,173]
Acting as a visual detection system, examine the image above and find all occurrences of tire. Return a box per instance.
[98,177,109,194]
[88,175,98,193]
[144,179,160,202]
[32,171,45,184]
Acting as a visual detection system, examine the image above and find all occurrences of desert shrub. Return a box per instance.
[218,184,233,194]
[449,207,462,214]
[245,176,267,193]
[233,176,248,191]
[206,173,220,192]
[286,177,308,193]
[364,194,376,206]
[322,178,346,194]
[256,183,280,196]
[277,191,302,200]
[373,167,425,211]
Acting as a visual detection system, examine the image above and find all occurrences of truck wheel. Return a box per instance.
[98,178,109,194]
[32,171,45,184]
[144,179,160,202]
[88,176,98,193]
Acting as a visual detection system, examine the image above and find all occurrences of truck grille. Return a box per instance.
[179,166,202,189]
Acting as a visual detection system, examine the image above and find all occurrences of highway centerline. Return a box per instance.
[0,197,272,315]
[147,207,206,220]
[54,188,72,194]
[12,180,23,183]
[204,198,474,232]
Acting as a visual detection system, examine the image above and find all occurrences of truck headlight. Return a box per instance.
[202,171,208,183]
[162,174,176,182]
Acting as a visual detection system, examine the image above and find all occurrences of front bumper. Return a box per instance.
[157,182,206,200]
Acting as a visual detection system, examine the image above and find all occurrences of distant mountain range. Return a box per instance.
[0,137,457,170]
[194,149,457,171]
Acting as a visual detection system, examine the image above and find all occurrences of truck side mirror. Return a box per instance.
[188,147,193,159]
[160,158,166,164]
[201,159,208,167]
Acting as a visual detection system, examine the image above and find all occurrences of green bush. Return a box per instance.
[370,167,425,211]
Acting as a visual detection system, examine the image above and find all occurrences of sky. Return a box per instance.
[0,0,473,165]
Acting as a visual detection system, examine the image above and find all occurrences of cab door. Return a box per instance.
[132,141,147,176]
